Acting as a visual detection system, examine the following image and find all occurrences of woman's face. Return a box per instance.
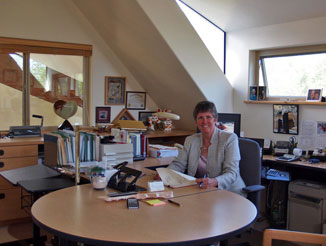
[196,111,217,135]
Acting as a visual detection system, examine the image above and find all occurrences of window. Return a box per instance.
[250,44,326,99]
[0,37,92,130]
[176,0,226,73]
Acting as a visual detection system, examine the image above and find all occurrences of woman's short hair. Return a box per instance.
[193,101,218,120]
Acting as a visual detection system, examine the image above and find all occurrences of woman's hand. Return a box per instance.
[153,172,161,180]
[196,177,218,189]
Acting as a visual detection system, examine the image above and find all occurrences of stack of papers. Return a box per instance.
[156,168,196,188]
[149,144,179,158]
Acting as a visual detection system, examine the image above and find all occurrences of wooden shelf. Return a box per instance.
[244,100,326,105]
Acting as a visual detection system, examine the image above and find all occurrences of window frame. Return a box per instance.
[249,44,326,101]
[0,37,92,128]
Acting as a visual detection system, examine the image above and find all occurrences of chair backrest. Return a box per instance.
[238,138,262,206]
[263,229,326,246]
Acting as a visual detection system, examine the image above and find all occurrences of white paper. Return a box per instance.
[156,168,196,188]
[299,120,326,150]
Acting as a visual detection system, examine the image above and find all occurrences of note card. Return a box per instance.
[145,199,166,206]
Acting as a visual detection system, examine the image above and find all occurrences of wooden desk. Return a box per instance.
[32,184,256,246]
[263,155,326,182]
[0,137,43,224]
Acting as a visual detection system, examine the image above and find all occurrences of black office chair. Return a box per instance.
[239,138,265,208]
[221,138,265,246]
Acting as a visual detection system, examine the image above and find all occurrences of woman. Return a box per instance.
[167,101,245,195]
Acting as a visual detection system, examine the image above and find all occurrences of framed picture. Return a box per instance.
[258,86,266,101]
[249,86,258,101]
[138,111,156,126]
[126,91,146,110]
[105,76,126,105]
[96,107,111,123]
[306,89,322,102]
[112,108,136,124]
[273,104,299,135]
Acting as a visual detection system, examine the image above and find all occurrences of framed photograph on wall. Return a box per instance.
[126,91,146,110]
[105,76,126,105]
[249,86,258,101]
[273,104,299,135]
[138,111,155,126]
[306,88,322,102]
[96,107,111,123]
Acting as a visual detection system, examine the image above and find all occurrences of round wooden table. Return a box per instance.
[32,184,257,245]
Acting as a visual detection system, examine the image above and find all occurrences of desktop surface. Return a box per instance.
[32,183,257,245]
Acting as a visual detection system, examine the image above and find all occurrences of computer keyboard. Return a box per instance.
[261,167,290,181]
[266,169,280,177]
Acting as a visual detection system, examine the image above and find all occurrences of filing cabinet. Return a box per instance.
[0,138,42,224]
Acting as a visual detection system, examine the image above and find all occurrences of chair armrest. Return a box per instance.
[242,184,265,193]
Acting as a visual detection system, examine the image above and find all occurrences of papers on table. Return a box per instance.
[156,168,196,188]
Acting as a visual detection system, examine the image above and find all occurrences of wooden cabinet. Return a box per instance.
[0,138,42,224]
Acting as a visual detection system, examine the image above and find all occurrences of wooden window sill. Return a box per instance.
[244,100,326,105]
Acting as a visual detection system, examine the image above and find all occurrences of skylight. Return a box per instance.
[176,0,225,73]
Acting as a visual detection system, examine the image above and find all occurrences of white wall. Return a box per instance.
[138,0,233,114]
[227,17,326,143]
[0,0,157,125]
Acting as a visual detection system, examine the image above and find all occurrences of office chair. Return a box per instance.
[221,138,265,246]
[263,229,326,246]
[238,138,265,208]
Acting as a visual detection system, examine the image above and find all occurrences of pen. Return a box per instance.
[200,174,206,188]
[168,199,181,207]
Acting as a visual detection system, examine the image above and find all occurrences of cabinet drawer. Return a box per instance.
[0,145,38,159]
[0,188,30,221]
[0,156,38,172]
[0,176,15,190]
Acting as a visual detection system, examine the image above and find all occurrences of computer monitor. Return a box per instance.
[217,113,241,137]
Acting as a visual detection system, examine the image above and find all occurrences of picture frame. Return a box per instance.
[273,104,299,135]
[126,91,146,110]
[249,86,258,101]
[112,108,136,124]
[138,111,156,126]
[105,76,126,105]
[95,107,111,123]
[306,88,322,102]
[258,86,266,101]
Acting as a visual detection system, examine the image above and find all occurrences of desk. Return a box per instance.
[263,155,326,182]
[31,163,257,246]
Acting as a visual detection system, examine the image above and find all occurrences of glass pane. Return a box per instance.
[29,54,83,127]
[262,53,326,97]
[176,0,225,72]
[0,53,23,130]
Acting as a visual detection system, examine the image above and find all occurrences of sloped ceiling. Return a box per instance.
[72,0,206,129]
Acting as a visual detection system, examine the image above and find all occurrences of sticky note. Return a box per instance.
[145,199,166,206]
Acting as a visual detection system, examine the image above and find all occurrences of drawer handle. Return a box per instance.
[0,193,5,199]
[0,162,3,168]
[0,150,3,156]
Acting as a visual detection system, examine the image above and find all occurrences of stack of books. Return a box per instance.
[148,144,179,158]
